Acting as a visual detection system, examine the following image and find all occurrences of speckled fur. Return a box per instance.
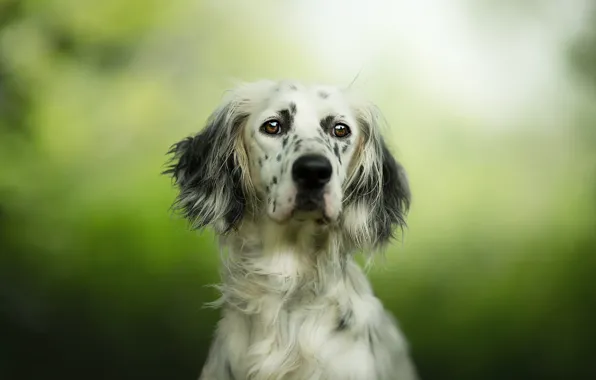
[165,80,417,380]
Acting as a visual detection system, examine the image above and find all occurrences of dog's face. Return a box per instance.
[165,80,410,249]
[244,82,360,224]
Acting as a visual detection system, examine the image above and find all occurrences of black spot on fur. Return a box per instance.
[272,199,277,212]
[225,360,235,380]
[288,83,297,90]
[318,90,329,99]
[320,115,335,133]
[272,176,277,184]
[258,158,262,167]
[265,155,269,160]
[279,108,294,135]
[337,309,353,331]
[342,144,349,153]
[277,153,282,162]
[333,143,342,164]
[289,102,297,115]
[283,136,289,148]
[368,328,375,354]
[266,185,270,193]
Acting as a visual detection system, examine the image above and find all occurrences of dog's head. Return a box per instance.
[165,80,410,249]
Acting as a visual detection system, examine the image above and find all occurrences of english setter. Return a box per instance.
[165,80,418,380]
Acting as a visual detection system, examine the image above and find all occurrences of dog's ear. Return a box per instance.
[164,102,248,234]
[375,139,411,244]
[342,102,411,249]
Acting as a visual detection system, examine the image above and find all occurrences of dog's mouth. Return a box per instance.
[291,210,331,226]
[290,190,334,224]
[269,188,335,225]
[295,190,324,212]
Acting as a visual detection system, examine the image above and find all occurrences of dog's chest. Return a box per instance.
[216,253,413,379]
[225,294,382,380]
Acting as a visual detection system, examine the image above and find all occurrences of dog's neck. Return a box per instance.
[212,217,372,316]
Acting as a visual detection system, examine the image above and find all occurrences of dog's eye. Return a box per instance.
[261,120,282,135]
[332,123,351,138]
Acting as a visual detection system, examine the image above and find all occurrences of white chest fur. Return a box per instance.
[200,246,418,380]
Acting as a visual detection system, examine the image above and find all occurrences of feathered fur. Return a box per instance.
[164,80,417,380]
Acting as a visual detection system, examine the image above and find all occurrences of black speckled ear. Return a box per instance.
[164,107,248,233]
[375,139,411,244]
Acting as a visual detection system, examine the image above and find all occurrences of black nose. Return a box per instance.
[292,154,332,189]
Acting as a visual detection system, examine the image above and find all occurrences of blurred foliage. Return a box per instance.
[1,1,595,379]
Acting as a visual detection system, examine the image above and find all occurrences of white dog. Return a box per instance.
[165,80,418,380]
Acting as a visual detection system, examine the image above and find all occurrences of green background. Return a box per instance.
[1,1,595,379]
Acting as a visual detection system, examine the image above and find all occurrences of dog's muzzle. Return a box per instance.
[292,154,332,211]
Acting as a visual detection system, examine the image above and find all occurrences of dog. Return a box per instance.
[164,80,418,380]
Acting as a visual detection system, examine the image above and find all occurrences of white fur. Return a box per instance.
[168,80,417,380]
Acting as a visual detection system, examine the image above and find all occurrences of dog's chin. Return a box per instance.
[269,199,337,225]
[292,209,328,224]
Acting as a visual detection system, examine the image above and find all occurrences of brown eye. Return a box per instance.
[261,120,282,135]
[332,123,351,138]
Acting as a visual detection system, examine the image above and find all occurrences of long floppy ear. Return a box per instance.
[376,139,411,243]
[342,102,411,249]
[163,99,249,234]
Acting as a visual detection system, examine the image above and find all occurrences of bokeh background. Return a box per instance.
[1,0,596,379]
